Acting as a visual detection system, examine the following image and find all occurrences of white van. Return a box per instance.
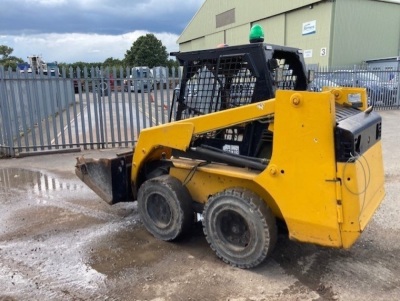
[124,66,154,92]
[152,66,167,88]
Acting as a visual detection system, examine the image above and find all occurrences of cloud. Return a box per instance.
[0,0,204,63]
[27,0,68,5]
[3,31,180,63]
[0,0,204,35]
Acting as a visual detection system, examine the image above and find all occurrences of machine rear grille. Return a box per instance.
[335,105,361,122]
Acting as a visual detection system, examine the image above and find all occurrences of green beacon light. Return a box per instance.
[249,24,265,43]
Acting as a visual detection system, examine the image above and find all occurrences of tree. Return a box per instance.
[124,34,168,68]
[57,61,105,78]
[0,45,14,59]
[0,45,23,70]
[103,57,124,68]
[166,58,180,75]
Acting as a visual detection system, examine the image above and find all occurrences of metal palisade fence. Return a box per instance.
[0,65,399,158]
[311,67,400,108]
[0,66,181,157]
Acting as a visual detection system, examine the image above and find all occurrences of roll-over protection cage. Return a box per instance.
[170,43,309,157]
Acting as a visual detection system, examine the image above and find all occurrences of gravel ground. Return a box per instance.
[0,110,399,301]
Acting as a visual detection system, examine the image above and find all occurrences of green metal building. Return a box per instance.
[177,0,400,68]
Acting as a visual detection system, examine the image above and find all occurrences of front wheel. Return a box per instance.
[137,175,193,241]
[202,188,277,268]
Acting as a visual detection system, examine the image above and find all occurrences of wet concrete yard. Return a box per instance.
[0,168,135,299]
[1,110,400,301]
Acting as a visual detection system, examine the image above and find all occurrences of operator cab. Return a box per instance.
[171,42,310,162]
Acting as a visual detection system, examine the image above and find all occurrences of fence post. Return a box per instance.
[396,72,400,108]
[0,66,15,157]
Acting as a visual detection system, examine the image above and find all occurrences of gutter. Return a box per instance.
[375,0,400,4]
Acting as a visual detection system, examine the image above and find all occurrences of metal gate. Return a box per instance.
[0,66,180,158]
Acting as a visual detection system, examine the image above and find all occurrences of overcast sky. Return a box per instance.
[0,0,205,63]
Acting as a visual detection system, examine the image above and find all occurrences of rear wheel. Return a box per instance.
[202,188,277,268]
[137,175,193,241]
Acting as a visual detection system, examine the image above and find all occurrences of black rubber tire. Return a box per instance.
[137,175,193,241]
[202,188,277,268]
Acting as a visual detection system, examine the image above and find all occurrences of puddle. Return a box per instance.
[0,168,99,209]
[0,168,84,196]
[0,167,214,298]
[0,167,171,299]
[0,167,120,240]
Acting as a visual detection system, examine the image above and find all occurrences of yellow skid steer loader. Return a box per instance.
[76,42,385,268]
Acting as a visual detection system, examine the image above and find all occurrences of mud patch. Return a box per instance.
[0,296,17,301]
[0,205,105,241]
[271,235,339,300]
[88,227,164,276]
[88,220,209,277]
[384,173,400,183]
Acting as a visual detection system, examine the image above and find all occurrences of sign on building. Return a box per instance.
[304,49,313,58]
[302,20,316,35]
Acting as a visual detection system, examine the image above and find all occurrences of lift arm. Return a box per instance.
[131,98,276,187]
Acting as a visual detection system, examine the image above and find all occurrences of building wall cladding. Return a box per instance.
[255,15,286,46]
[178,0,319,50]
[366,57,400,72]
[178,0,400,68]
[331,0,400,67]
[283,2,333,67]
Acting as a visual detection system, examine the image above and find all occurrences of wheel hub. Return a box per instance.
[218,210,250,248]
[147,193,172,228]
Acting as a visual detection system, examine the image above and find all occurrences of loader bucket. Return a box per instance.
[75,152,133,205]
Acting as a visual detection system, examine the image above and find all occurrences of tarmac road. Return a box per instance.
[0,110,399,301]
